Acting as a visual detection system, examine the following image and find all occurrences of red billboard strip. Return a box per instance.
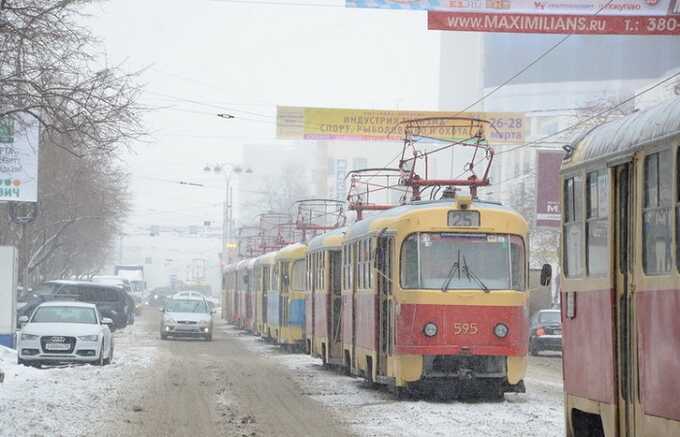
[428,11,680,34]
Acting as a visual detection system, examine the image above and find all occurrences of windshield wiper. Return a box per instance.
[462,255,490,293]
[441,249,461,292]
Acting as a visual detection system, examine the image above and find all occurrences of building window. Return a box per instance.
[643,150,672,275]
[586,170,609,276]
[563,175,584,277]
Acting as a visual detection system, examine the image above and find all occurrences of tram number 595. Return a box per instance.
[453,323,479,335]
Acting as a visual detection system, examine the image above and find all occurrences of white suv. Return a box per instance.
[160,296,214,341]
[17,301,114,367]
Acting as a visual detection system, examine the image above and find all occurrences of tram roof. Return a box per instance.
[565,96,680,169]
[308,227,347,252]
[255,251,277,266]
[236,259,251,270]
[275,242,307,260]
[345,198,517,240]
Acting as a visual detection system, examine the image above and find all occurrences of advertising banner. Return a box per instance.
[347,0,680,16]
[428,11,680,34]
[277,106,526,144]
[535,149,564,228]
[0,114,39,203]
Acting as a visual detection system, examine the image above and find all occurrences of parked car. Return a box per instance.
[17,301,114,367]
[529,309,562,356]
[16,280,83,326]
[160,295,214,341]
[92,276,137,325]
[53,282,133,330]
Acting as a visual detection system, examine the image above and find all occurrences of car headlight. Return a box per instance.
[423,322,438,337]
[164,317,176,325]
[21,333,39,341]
[78,335,100,342]
[199,320,209,326]
[494,323,509,338]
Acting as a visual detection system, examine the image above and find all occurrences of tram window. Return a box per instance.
[510,236,526,290]
[643,150,673,275]
[563,175,585,277]
[586,171,609,276]
[400,235,419,288]
[677,148,680,271]
[291,260,306,291]
[400,232,525,290]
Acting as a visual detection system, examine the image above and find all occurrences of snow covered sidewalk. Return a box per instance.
[230,327,565,437]
[0,322,158,437]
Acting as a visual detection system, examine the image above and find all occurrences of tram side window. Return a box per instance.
[586,170,609,276]
[400,235,419,288]
[643,151,673,275]
[677,148,680,271]
[563,175,585,277]
[510,236,526,290]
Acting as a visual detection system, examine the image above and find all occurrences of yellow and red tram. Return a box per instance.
[552,96,680,437]
[341,196,529,396]
[254,251,277,338]
[273,243,308,350]
[305,227,346,365]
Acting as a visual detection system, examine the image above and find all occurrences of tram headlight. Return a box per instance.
[423,322,438,337]
[494,323,509,338]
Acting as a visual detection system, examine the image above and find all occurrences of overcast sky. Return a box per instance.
[85,0,441,229]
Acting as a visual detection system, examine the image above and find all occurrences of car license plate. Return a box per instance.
[46,343,70,351]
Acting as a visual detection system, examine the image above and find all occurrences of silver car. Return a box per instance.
[160,297,214,341]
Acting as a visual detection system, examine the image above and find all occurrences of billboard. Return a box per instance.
[535,149,564,228]
[347,0,680,16]
[428,12,680,34]
[0,114,40,203]
[277,106,526,144]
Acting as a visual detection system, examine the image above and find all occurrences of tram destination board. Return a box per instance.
[448,211,480,227]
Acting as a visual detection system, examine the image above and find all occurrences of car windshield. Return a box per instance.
[401,233,525,291]
[31,306,97,324]
[539,311,561,325]
[165,299,208,314]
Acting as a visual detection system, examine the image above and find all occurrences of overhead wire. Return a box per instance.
[374,0,618,172]
[496,70,680,156]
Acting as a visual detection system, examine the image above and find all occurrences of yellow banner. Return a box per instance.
[277,106,525,144]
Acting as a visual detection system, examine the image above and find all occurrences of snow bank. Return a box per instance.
[0,325,158,437]
[229,326,565,437]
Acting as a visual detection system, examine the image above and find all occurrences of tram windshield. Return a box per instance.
[400,233,525,291]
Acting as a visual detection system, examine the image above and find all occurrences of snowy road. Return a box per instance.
[1,309,565,437]
[235,330,566,437]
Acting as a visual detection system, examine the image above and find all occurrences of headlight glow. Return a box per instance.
[77,335,100,342]
[494,323,509,338]
[423,322,438,337]
[21,333,39,341]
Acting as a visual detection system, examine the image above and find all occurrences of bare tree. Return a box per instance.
[0,0,145,156]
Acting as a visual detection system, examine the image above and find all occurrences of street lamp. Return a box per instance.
[203,163,253,265]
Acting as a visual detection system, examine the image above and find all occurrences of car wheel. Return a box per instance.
[104,342,114,365]
[206,333,213,342]
[97,344,105,366]
[529,338,539,356]
[161,332,168,340]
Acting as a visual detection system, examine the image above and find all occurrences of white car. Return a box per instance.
[161,296,214,341]
[17,301,114,367]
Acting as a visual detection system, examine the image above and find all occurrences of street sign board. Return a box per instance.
[536,149,564,228]
[0,114,39,202]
